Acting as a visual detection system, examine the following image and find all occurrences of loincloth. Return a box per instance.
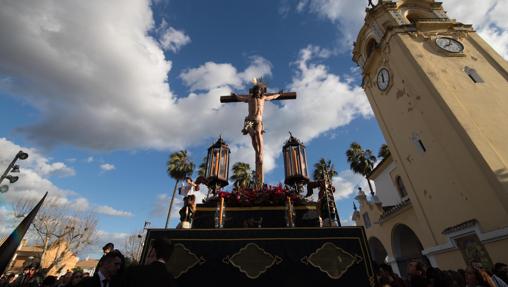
[242,118,260,135]
[242,119,265,135]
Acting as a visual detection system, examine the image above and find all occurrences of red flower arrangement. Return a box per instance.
[202,184,309,207]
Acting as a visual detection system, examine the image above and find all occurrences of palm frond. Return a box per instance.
[167,150,195,180]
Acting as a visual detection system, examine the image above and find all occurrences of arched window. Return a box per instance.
[363,213,372,228]
[396,176,408,198]
[464,66,484,83]
[405,10,435,24]
[366,39,378,59]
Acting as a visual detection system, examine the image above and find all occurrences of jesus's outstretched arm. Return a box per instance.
[231,92,250,102]
[263,90,284,101]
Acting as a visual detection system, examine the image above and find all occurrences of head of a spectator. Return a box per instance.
[41,275,57,287]
[102,242,114,255]
[448,270,465,287]
[146,239,174,265]
[465,266,487,287]
[407,260,425,277]
[98,251,122,279]
[70,271,83,286]
[187,194,196,206]
[378,263,394,277]
[58,271,72,285]
[27,263,40,278]
[494,262,508,283]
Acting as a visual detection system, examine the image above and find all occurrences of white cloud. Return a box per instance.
[443,0,508,59]
[0,138,133,237]
[100,163,115,172]
[71,197,90,211]
[180,62,243,91]
[0,206,19,235]
[479,26,508,59]
[0,1,371,179]
[179,57,272,92]
[158,22,191,53]
[95,205,133,217]
[0,0,371,162]
[297,0,508,59]
[0,138,75,178]
[0,138,76,203]
[332,170,366,200]
[296,0,365,46]
[86,157,94,163]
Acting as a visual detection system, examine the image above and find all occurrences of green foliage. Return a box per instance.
[378,144,391,160]
[312,158,338,181]
[345,142,376,177]
[231,162,252,189]
[345,142,377,194]
[72,266,83,273]
[198,156,207,177]
[167,150,195,180]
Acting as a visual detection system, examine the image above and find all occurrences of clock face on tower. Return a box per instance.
[377,68,390,91]
[435,37,464,53]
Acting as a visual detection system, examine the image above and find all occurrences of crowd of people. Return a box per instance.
[1,239,507,287]
[373,260,508,287]
[0,239,177,287]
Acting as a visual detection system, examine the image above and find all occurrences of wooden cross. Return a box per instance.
[220,82,297,188]
[220,92,296,103]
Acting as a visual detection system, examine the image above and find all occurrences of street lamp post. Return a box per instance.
[0,151,29,192]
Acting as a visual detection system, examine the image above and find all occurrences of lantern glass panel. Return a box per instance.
[222,151,228,179]
[287,148,293,177]
[213,148,221,177]
[283,149,289,178]
[295,146,302,176]
[291,146,298,177]
[219,148,227,179]
[206,153,212,178]
[218,148,223,178]
[301,148,308,177]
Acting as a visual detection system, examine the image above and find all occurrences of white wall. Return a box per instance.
[372,161,403,206]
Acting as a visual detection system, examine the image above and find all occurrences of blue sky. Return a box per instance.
[1,0,507,258]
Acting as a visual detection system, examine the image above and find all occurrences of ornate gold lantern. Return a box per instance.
[205,137,230,189]
[283,133,309,186]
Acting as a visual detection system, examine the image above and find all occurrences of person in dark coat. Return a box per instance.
[121,238,178,287]
[12,263,42,287]
[77,251,123,287]
[406,260,429,287]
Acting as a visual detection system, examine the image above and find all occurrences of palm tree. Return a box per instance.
[198,156,207,178]
[378,144,391,160]
[230,162,252,189]
[313,158,338,181]
[165,150,194,228]
[346,142,377,195]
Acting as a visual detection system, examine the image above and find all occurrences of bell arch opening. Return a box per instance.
[391,224,428,279]
[365,38,378,59]
[368,236,388,265]
[405,10,435,24]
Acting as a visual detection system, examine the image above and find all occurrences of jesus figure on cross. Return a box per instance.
[220,79,296,187]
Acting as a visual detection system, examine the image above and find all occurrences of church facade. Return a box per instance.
[352,0,508,276]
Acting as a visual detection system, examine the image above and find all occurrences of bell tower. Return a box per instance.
[353,0,508,262]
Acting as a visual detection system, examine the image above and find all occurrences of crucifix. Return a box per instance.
[220,79,297,188]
